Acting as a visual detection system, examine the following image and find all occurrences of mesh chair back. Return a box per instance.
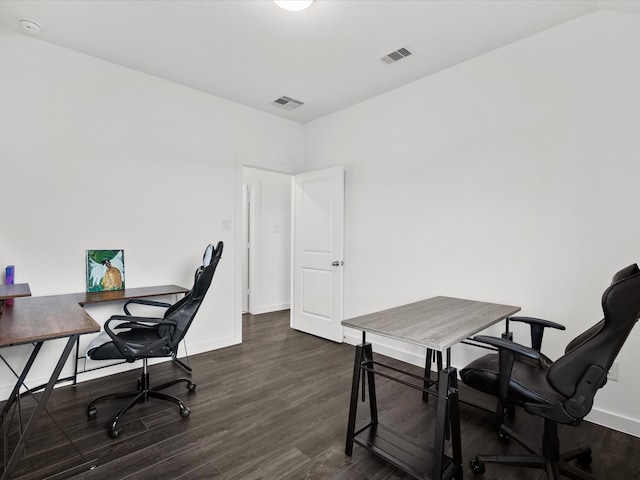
[163,242,223,349]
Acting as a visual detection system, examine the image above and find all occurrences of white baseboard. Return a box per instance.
[586,408,640,438]
[248,302,291,315]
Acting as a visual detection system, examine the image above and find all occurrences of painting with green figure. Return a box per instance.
[86,250,125,292]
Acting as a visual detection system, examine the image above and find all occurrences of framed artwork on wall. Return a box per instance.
[86,250,125,292]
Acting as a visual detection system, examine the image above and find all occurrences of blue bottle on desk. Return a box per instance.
[6,265,14,305]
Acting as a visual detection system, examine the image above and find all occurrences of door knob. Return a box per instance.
[332,261,343,266]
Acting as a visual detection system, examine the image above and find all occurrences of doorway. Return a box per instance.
[241,167,292,315]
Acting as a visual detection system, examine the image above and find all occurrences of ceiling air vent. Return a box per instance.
[380,46,413,64]
[273,96,304,110]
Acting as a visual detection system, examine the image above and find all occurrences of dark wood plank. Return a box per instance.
[3,309,639,480]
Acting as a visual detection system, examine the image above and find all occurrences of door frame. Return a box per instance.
[234,162,296,340]
[234,162,344,343]
[241,181,257,313]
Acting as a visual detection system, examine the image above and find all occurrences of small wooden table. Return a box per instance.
[342,296,520,480]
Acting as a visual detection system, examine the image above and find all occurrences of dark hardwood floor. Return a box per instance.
[3,310,640,479]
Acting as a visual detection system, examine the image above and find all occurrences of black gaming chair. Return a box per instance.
[460,264,640,479]
[86,242,223,438]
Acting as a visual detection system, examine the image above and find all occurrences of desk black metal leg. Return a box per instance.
[432,366,463,480]
[423,349,443,402]
[2,335,78,480]
[1,343,43,422]
[364,343,378,424]
[345,342,377,456]
[449,372,463,480]
[2,342,42,472]
[345,343,364,455]
[423,349,433,402]
[73,335,80,387]
[172,354,193,374]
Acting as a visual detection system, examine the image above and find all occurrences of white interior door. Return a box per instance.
[292,166,344,342]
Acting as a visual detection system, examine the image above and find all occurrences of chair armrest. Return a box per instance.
[473,335,542,361]
[123,298,172,316]
[473,335,543,406]
[509,316,566,352]
[104,315,177,360]
[509,316,565,330]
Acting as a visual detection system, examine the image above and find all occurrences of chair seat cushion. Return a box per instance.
[460,353,565,406]
[87,328,171,361]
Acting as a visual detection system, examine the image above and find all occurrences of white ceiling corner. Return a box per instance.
[0,0,634,123]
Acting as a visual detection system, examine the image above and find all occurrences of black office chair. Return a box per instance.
[427,317,564,411]
[86,242,223,438]
[490,315,566,424]
[460,264,640,480]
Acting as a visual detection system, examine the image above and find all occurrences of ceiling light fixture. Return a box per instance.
[19,19,41,34]
[274,0,314,12]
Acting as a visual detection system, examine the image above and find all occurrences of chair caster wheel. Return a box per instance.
[180,407,191,418]
[498,430,510,444]
[577,452,592,466]
[109,428,121,439]
[87,407,97,420]
[187,382,196,392]
[470,458,485,475]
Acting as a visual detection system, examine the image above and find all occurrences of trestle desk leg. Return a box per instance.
[345,343,364,455]
[448,370,463,480]
[423,349,443,402]
[345,341,377,455]
[423,349,433,402]
[432,364,463,480]
[363,343,378,424]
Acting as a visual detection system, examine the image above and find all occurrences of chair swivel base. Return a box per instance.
[87,367,196,439]
[470,421,595,480]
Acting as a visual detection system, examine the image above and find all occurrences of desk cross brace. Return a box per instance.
[360,361,440,396]
[1,342,42,471]
[1,336,79,480]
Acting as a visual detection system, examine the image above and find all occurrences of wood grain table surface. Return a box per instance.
[342,295,521,351]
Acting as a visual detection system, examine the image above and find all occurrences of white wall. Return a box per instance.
[3,7,640,437]
[304,11,640,436]
[0,27,303,395]
[243,167,291,314]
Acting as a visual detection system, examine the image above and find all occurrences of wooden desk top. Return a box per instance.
[0,285,188,348]
[0,283,32,301]
[75,284,189,305]
[342,296,520,351]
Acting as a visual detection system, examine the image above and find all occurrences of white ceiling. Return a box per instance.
[1,0,639,124]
